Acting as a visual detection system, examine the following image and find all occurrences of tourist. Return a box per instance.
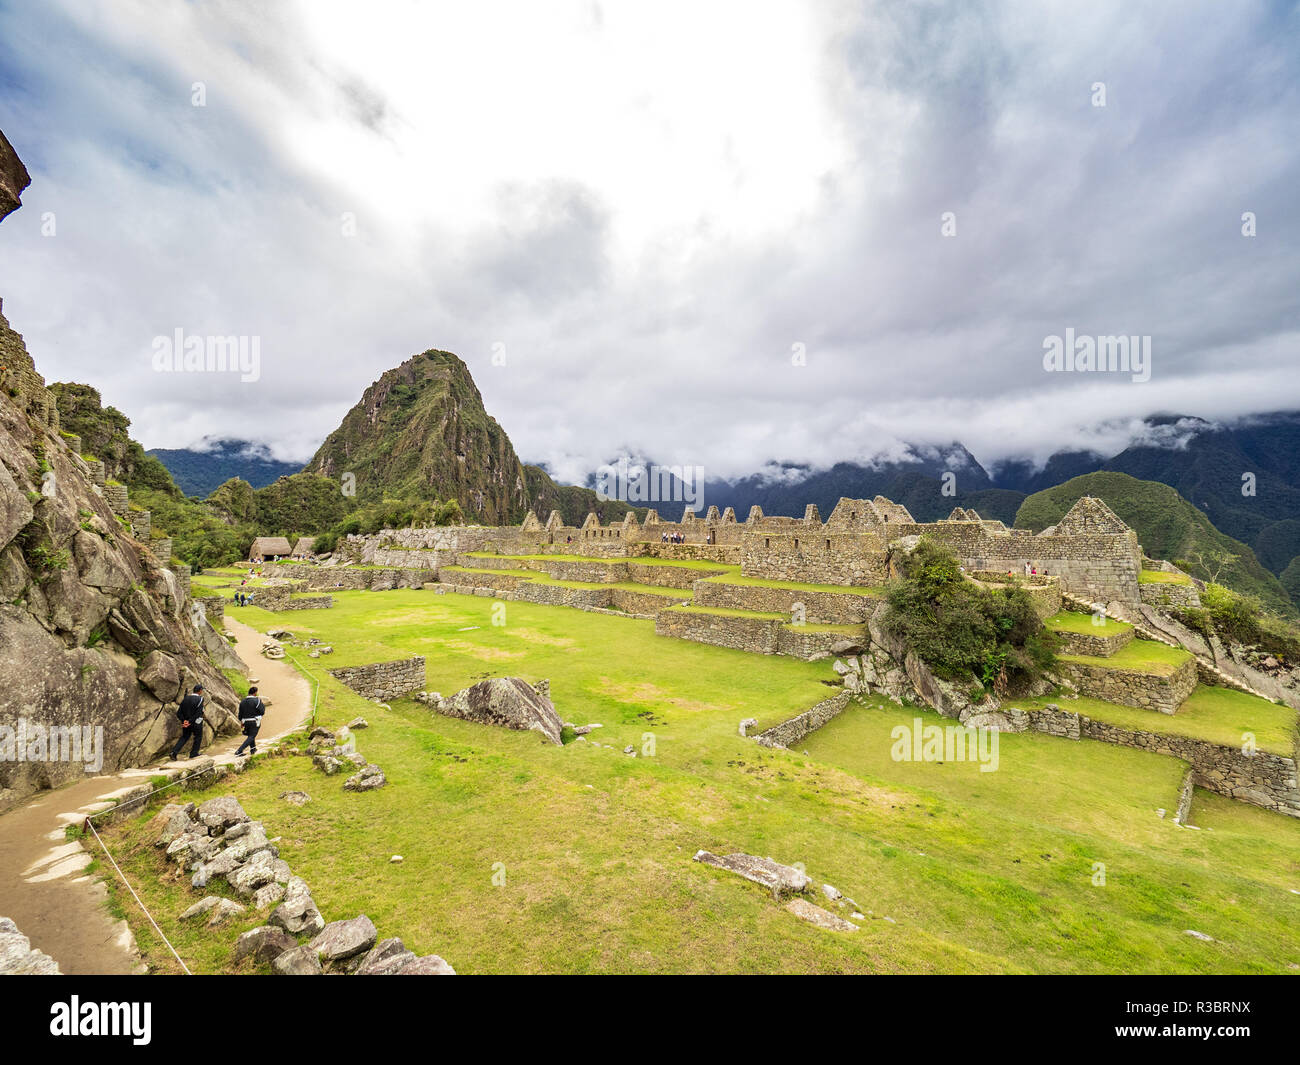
[234,686,265,757]
[170,684,206,760]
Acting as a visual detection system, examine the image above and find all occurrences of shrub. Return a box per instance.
[884,538,1057,696]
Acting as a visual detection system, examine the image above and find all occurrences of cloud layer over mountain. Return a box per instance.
[1,0,1296,484]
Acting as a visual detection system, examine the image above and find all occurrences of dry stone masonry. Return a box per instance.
[328,657,425,701]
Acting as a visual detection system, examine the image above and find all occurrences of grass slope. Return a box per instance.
[97,588,1300,974]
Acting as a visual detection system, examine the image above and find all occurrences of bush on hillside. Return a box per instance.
[883,538,1058,696]
[1174,582,1300,660]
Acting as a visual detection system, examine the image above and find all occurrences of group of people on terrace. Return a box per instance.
[660,531,687,544]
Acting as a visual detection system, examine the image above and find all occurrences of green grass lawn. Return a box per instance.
[1139,570,1193,586]
[1060,638,1192,676]
[1044,610,1131,636]
[99,587,1300,975]
[1015,687,1297,755]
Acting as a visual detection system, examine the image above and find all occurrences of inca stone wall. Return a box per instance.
[609,587,689,614]
[1054,627,1134,657]
[755,692,852,749]
[1059,654,1197,714]
[333,494,1146,608]
[740,530,890,586]
[1021,704,1300,817]
[625,561,729,589]
[654,609,783,654]
[776,625,862,661]
[691,580,877,625]
[329,657,426,701]
[1140,581,1202,610]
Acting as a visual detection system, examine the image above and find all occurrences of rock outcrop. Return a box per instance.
[0,130,239,811]
[0,915,60,974]
[425,677,564,745]
[692,851,812,899]
[0,130,30,222]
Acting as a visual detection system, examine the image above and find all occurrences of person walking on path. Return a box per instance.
[234,686,265,756]
[170,684,206,760]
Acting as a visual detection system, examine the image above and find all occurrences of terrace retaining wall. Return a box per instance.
[329,657,426,701]
[755,693,853,749]
[1019,704,1300,817]
[1059,653,1197,714]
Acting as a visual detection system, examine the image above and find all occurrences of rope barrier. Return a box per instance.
[82,814,192,975]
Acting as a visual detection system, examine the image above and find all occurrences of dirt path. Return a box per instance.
[0,617,313,974]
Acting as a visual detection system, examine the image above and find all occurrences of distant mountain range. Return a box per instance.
[588,412,1300,580]
[148,438,301,497]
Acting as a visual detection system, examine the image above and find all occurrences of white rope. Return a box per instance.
[83,816,192,975]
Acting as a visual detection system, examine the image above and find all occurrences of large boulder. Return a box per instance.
[692,851,812,899]
[433,677,564,745]
[137,650,182,703]
[308,915,377,963]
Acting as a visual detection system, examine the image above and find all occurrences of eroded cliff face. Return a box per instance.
[0,132,239,810]
[0,130,30,223]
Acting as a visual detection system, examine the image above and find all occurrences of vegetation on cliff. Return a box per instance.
[883,538,1057,696]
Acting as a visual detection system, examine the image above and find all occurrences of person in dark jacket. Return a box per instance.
[235,687,265,756]
[170,684,206,760]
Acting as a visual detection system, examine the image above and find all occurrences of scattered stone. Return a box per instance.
[1184,929,1215,942]
[151,802,197,847]
[624,745,635,754]
[351,937,410,975]
[309,915,377,963]
[738,717,757,738]
[233,925,297,966]
[179,896,227,921]
[197,796,250,832]
[279,790,312,806]
[312,754,343,776]
[344,764,387,792]
[397,954,456,975]
[851,912,865,921]
[786,898,859,933]
[206,899,247,927]
[390,855,403,864]
[821,883,842,902]
[693,851,811,898]
[270,877,325,935]
[307,726,333,742]
[250,882,288,910]
[346,717,368,730]
[272,944,322,975]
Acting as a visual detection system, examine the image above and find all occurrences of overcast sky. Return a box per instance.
[0,0,1297,484]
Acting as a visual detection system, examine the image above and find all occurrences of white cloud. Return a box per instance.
[0,0,1296,486]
